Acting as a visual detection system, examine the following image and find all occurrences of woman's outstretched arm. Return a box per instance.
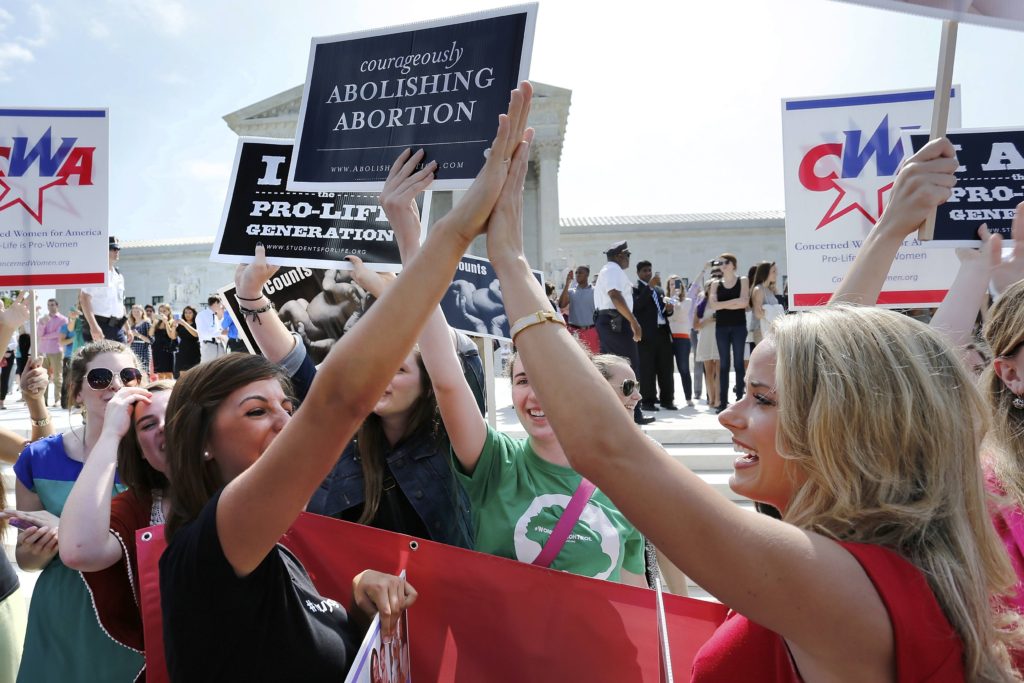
[216,82,535,578]
[485,135,894,680]
[831,138,958,305]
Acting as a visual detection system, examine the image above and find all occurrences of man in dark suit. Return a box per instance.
[633,260,676,411]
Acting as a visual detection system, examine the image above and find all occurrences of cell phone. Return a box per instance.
[8,518,31,530]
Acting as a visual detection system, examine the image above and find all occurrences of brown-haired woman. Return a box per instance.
[173,306,200,376]
[11,340,146,681]
[151,304,178,380]
[157,82,533,681]
[55,379,173,676]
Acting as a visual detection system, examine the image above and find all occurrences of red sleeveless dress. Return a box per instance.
[690,542,964,682]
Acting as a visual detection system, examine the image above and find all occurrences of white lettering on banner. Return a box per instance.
[457,260,488,276]
[245,224,395,242]
[332,101,477,132]
[355,40,465,76]
[947,186,1023,203]
[326,69,494,104]
[981,143,1024,172]
[257,156,286,186]
[263,268,314,295]
[249,200,388,222]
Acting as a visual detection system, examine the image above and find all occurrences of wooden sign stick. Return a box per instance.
[28,289,37,360]
[919,19,958,241]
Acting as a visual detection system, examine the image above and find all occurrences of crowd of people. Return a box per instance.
[0,84,1023,682]
[554,243,788,424]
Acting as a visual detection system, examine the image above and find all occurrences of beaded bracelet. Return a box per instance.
[238,300,276,325]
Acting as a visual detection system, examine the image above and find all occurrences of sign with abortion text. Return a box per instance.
[781,87,963,308]
[212,138,428,271]
[0,108,108,287]
[288,4,537,192]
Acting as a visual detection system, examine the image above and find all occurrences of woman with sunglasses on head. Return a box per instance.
[12,340,146,682]
[481,137,1022,681]
[40,379,172,681]
[157,84,533,682]
[173,305,200,377]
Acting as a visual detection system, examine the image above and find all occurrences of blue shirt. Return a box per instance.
[221,310,239,340]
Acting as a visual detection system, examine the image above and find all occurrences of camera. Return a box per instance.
[709,259,724,267]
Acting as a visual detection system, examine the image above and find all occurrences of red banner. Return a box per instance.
[138,513,726,682]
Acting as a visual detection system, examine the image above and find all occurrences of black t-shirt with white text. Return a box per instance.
[160,489,359,682]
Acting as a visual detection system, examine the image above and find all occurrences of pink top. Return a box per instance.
[37,313,68,355]
[690,542,964,682]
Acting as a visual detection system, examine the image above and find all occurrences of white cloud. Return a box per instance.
[88,19,111,40]
[110,0,188,36]
[21,4,54,48]
[0,8,13,33]
[184,160,230,182]
[0,44,35,83]
[159,71,188,86]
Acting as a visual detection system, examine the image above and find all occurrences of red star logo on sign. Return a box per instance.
[816,175,894,229]
[0,173,68,224]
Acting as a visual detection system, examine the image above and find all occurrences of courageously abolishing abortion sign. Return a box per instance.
[442,254,543,341]
[0,108,108,287]
[781,87,964,308]
[212,138,428,271]
[288,4,537,192]
[905,127,1023,246]
[832,0,1024,32]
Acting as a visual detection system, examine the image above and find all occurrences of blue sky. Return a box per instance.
[2,0,1022,240]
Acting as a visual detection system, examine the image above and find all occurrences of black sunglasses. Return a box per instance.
[620,379,637,397]
[86,367,143,390]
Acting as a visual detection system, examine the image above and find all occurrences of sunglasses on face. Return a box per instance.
[619,379,638,397]
[86,367,143,390]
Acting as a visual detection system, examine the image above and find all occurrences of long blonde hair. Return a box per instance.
[771,305,1020,681]
[983,280,1024,512]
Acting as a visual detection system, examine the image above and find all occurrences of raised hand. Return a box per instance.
[19,357,48,399]
[989,201,1024,294]
[0,291,29,332]
[880,137,959,238]
[381,148,435,227]
[100,387,152,441]
[344,255,395,299]
[444,81,534,243]
[234,244,280,299]
[484,125,535,268]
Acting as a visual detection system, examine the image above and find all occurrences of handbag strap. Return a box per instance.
[532,478,597,568]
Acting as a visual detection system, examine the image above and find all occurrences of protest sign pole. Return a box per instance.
[28,289,37,360]
[919,20,958,241]
[484,340,497,428]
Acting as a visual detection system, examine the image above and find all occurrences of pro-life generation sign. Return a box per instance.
[906,127,1023,246]
[288,4,537,192]
[211,138,428,272]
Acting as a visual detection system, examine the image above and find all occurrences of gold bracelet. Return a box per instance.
[31,416,51,427]
[510,309,566,344]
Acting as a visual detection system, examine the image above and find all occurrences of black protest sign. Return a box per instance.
[288,4,537,192]
[219,266,368,364]
[212,138,428,271]
[907,128,1024,245]
[442,254,543,341]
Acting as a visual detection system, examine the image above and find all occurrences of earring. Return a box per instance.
[202,450,212,460]
[1014,396,1024,410]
